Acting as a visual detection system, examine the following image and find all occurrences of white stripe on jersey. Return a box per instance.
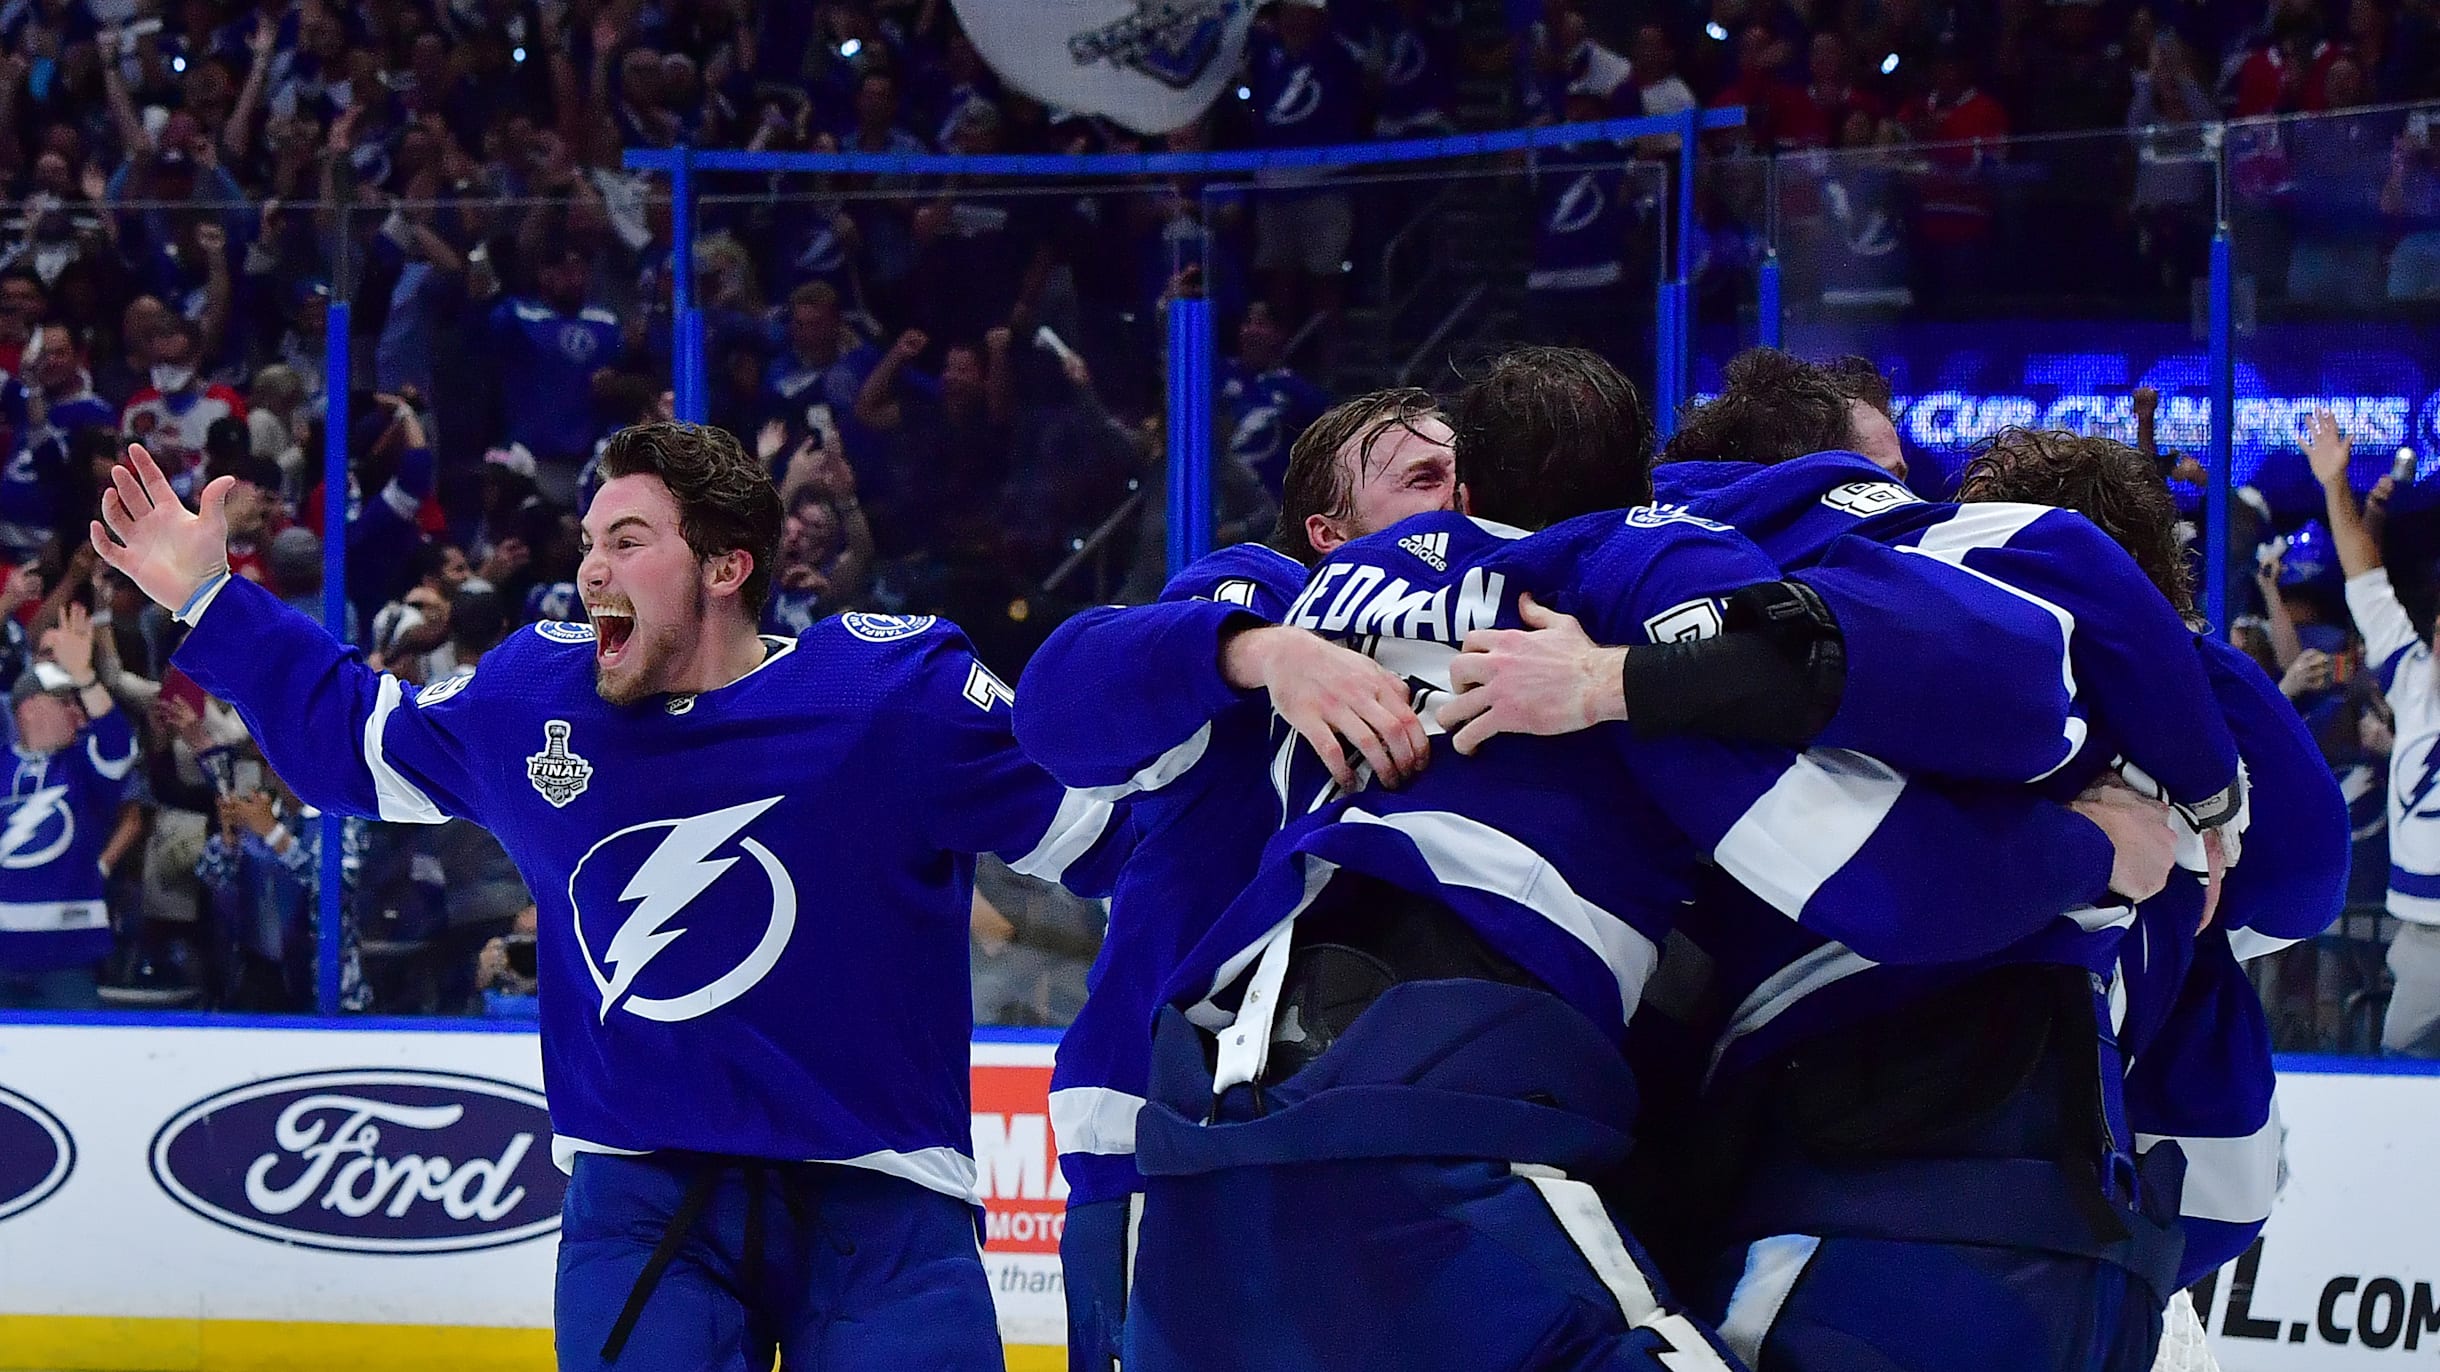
[1899,503,2087,782]
[1049,1085,1146,1158]
[367,674,449,824]
[2137,1093,2283,1227]
[1713,749,1906,919]
[1080,723,1212,802]
[1341,807,1660,1023]
[1709,940,1879,1080]
[1010,788,1119,883]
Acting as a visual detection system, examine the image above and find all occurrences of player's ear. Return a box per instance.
[702,548,752,599]
[1305,512,1344,556]
[1455,483,1474,516]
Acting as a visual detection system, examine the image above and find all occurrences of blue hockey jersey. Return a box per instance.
[173,577,1126,1204]
[1015,542,1309,1205]
[1164,510,2119,1097]
[0,709,137,971]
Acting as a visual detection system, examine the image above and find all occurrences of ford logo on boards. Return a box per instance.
[0,1085,73,1222]
[149,1069,564,1254]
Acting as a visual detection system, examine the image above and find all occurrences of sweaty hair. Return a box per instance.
[1273,387,1444,565]
[1661,348,1891,467]
[596,422,783,614]
[1958,428,2196,619]
[1449,346,1649,529]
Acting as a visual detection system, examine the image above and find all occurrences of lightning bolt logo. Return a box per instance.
[596,797,784,1019]
[0,786,71,870]
[575,797,795,1023]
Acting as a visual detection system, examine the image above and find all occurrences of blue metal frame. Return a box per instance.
[318,309,351,1017]
[1757,251,1783,350]
[0,1010,1071,1042]
[2206,227,2234,633]
[1166,296,1215,575]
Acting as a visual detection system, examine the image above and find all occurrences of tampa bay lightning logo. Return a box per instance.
[1069,0,1243,89]
[1549,173,1605,234]
[0,786,73,870]
[568,797,797,1023]
[842,613,936,642]
[2396,730,2440,821]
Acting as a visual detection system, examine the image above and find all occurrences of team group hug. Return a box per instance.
[82,339,2346,1372]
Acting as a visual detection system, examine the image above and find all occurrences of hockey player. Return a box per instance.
[1442,353,2253,1369]
[1014,389,1452,1371]
[90,429,1127,1372]
[1957,427,2346,1292]
[1121,348,2179,1372]
[0,605,138,1009]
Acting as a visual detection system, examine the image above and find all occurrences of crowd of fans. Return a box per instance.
[0,0,2426,1018]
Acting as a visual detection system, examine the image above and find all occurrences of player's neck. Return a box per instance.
[666,615,772,696]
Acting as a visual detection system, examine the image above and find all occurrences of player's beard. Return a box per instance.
[594,582,707,706]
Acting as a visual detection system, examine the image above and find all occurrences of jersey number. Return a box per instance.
[963,661,1015,713]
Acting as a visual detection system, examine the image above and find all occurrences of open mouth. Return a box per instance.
[589,607,635,668]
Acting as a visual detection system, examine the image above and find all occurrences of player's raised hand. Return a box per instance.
[1221,624,1427,790]
[89,443,234,613]
[1438,594,1625,755]
[2069,777,2179,905]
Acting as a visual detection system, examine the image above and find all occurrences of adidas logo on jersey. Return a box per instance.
[1398,530,1449,571]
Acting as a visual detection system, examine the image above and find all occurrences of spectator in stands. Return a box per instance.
[1898,40,2011,300]
[2285,58,2398,309]
[476,241,622,503]
[1218,301,1331,500]
[1245,0,1363,340]
[2006,0,2134,135]
[196,776,322,1010]
[763,281,873,451]
[854,326,1012,563]
[1525,75,1645,374]
[242,364,307,492]
[215,448,289,587]
[2235,1,2338,115]
[2384,110,2440,300]
[1795,30,1885,149]
[474,905,540,1018]
[369,540,472,677]
[121,315,245,496]
[2306,410,2440,1056]
[2129,30,2218,292]
[1712,22,1808,151]
[1372,0,1459,139]
[0,609,137,1010]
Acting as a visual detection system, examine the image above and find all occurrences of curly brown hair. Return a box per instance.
[1661,348,1891,467]
[1958,427,2196,619]
[1450,345,1650,529]
[596,421,783,613]
[1273,387,1445,564]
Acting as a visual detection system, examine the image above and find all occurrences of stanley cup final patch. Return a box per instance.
[527,721,594,808]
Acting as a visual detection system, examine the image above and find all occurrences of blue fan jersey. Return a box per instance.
[0,711,137,971]
[1218,361,1332,498]
[1015,542,1310,1205]
[173,577,1126,1204]
[1164,510,2117,1084]
[487,298,625,459]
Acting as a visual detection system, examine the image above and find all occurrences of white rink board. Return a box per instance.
[2202,1064,2440,1370]
[0,1022,1066,1347]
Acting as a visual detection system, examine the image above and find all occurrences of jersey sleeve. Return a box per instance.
[2346,568,2423,690]
[1576,520,2117,964]
[169,573,489,826]
[1014,547,1300,797]
[900,625,1133,897]
[1628,738,2118,965]
[2200,637,2348,954]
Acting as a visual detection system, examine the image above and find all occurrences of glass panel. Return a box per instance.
[2226,103,2440,1054]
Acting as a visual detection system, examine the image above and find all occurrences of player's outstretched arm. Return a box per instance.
[90,443,484,826]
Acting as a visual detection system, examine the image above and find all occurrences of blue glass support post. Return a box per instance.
[1167,295,1214,576]
[2205,226,2233,634]
[670,148,706,423]
[317,308,351,1016]
[1758,250,1783,349]
[1670,106,1700,429]
[1653,275,1680,439]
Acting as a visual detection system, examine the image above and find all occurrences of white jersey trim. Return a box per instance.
[1007,788,1117,883]
[1719,1233,1821,1367]
[366,675,449,824]
[1713,749,1906,919]
[552,1134,983,1204]
[1049,1086,1145,1158]
[1341,807,1660,1024]
[1710,941,1879,1081]
[2137,1097,2282,1227]
[1081,723,1211,803]
[85,731,137,781]
[1900,504,2087,781]
[0,899,107,932]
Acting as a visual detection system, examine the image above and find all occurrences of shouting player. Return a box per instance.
[1015,388,1452,1370]
[91,428,1127,1372]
